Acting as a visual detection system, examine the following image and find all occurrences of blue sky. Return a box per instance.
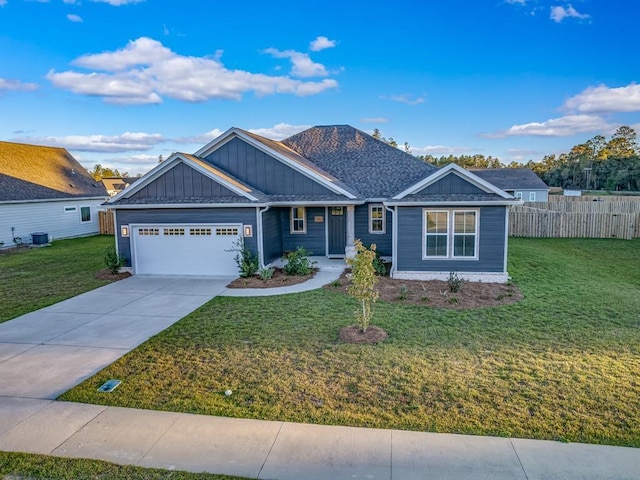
[1,0,639,175]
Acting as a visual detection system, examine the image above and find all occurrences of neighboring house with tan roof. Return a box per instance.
[0,141,108,247]
[102,177,139,197]
[108,125,522,282]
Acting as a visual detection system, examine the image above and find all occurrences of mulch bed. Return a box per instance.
[226,267,316,289]
[95,269,132,281]
[0,245,32,255]
[339,325,389,344]
[325,271,523,309]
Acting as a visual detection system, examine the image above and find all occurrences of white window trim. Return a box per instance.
[529,191,536,201]
[290,207,306,234]
[368,204,386,234]
[515,191,523,200]
[80,205,92,223]
[422,209,479,260]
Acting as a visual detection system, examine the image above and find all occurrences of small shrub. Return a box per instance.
[13,237,23,246]
[104,245,125,275]
[448,296,459,305]
[369,247,387,276]
[229,239,259,278]
[330,279,342,288]
[283,247,316,276]
[258,267,274,281]
[421,295,430,303]
[398,285,409,300]
[447,272,462,293]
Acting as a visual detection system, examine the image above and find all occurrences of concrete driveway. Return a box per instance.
[0,275,233,399]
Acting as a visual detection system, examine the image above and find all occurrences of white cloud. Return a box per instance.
[383,93,425,106]
[0,0,7,6]
[486,114,611,138]
[174,129,225,144]
[309,36,336,52]
[47,37,339,104]
[563,83,640,114]
[0,77,38,92]
[67,13,83,22]
[360,117,389,124]
[90,0,144,5]
[412,145,473,156]
[550,4,589,23]
[12,132,165,152]
[264,47,328,78]
[248,123,311,140]
[506,0,526,5]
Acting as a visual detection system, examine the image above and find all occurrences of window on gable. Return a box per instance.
[291,207,306,234]
[529,192,536,201]
[80,206,91,223]
[424,209,478,260]
[369,204,385,234]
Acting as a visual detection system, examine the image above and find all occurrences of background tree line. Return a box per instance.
[378,126,640,192]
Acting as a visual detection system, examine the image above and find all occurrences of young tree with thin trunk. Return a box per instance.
[346,240,379,333]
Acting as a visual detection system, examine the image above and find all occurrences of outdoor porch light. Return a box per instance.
[121,225,130,237]
[244,225,253,237]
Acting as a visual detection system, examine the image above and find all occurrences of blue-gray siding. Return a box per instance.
[204,137,335,196]
[280,206,326,255]
[127,162,244,200]
[354,204,392,256]
[417,172,485,195]
[262,208,283,264]
[115,208,258,267]
[507,189,549,202]
[396,206,506,272]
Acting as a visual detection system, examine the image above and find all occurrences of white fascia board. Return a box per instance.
[267,200,365,206]
[110,203,266,210]
[393,163,514,200]
[107,153,184,203]
[385,200,523,207]
[0,196,108,205]
[195,128,357,200]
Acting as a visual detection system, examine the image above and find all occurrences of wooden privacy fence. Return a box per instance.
[99,210,115,235]
[510,201,640,239]
[509,200,640,240]
[548,195,637,202]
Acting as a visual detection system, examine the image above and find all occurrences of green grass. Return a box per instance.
[0,235,113,323]
[60,238,640,447]
[0,452,246,479]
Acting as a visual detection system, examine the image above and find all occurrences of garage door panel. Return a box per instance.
[133,224,241,276]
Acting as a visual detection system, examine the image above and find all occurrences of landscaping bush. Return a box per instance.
[282,247,316,276]
[230,239,259,278]
[104,245,126,275]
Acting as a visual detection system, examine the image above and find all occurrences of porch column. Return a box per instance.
[345,204,356,259]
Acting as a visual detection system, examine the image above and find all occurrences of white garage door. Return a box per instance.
[132,224,242,276]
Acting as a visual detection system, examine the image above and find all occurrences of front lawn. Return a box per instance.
[0,452,246,480]
[61,238,640,447]
[0,235,113,323]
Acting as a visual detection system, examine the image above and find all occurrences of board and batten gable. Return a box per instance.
[354,204,392,257]
[115,207,258,268]
[414,171,487,196]
[123,162,246,201]
[395,205,507,277]
[0,199,103,247]
[203,137,337,196]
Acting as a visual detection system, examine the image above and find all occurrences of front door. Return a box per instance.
[328,206,346,256]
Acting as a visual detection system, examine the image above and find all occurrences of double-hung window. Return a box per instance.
[369,204,385,234]
[291,207,306,234]
[529,192,536,201]
[424,209,478,259]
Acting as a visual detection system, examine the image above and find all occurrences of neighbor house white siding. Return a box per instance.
[0,198,106,247]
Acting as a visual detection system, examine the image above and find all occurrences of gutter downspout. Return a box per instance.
[384,204,397,278]
[257,205,271,269]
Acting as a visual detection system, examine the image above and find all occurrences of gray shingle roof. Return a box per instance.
[0,141,107,202]
[282,125,437,198]
[471,168,548,191]
[112,196,257,205]
[400,193,505,203]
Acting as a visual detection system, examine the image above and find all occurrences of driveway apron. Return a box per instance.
[0,275,233,400]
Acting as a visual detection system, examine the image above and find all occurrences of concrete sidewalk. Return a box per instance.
[0,398,638,479]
